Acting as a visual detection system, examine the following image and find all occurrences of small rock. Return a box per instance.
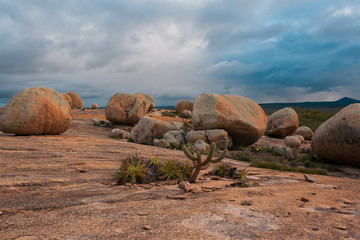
[333,225,347,230]
[178,181,192,192]
[241,200,253,206]
[312,193,317,195]
[167,195,188,200]
[124,183,132,187]
[143,225,151,230]
[211,176,222,180]
[312,227,319,231]
[0,211,2,215]
[301,197,309,202]
[304,174,315,183]
[138,213,148,216]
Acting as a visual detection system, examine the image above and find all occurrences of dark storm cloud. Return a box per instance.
[0,0,359,106]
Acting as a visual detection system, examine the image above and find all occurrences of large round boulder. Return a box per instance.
[175,100,193,114]
[105,93,147,124]
[92,103,98,109]
[0,87,72,135]
[135,93,155,111]
[67,91,84,109]
[266,108,299,138]
[130,116,177,144]
[311,104,360,167]
[61,93,73,108]
[192,93,267,146]
[294,126,313,140]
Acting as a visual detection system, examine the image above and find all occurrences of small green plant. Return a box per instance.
[161,111,178,117]
[159,159,183,181]
[183,142,228,183]
[211,163,229,177]
[170,142,182,150]
[145,138,153,146]
[228,149,254,162]
[109,135,123,139]
[150,156,161,166]
[179,162,194,179]
[237,168,248,187]
[116,153,147,184]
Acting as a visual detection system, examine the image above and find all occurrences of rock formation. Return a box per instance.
[130,116,177,144]
[266,108,299,138]
[294,126,313,140]
[135,93,156,111]
[311,104,360,167]
[105,93,147,124]
[192,93,267,146]
[175,100,193,114]
[67,91,84,109]
[0,87,72,135]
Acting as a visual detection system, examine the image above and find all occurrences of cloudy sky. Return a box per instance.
[0,0,359,107]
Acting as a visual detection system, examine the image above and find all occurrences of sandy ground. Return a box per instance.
[0,109,359,239]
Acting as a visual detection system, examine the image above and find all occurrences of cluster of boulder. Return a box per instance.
[105,93,155,125]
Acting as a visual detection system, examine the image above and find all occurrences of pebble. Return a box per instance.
[0,211,2,215]
[241,200,253,206]
[301,197,309,202]
[312,227,319,231]
[143,225,151,230]
[333,225,347,230]
[304,174,315,183]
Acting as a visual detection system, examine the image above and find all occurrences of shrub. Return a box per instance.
[237,168,248,187]
[161,111,178,117]
[294,107,333,131]
[116,153,147,184]
[228,149,254,162]
[211,163,229,177]
[159,159,183,180]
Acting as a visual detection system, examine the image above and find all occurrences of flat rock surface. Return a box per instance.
[0,109,359,239]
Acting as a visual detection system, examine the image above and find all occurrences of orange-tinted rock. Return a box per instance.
[61,93,73,108]
[67,91,84,109]
[192,93,267,146]
[175,100,193,114]
[135,93,155,111]
[311,104,360,167]
[92,103,98,109]
[0,87,72,135]
[105,93,147,124]
[266,108,299,138]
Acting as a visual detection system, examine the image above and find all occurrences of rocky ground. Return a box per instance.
[0,109,359,239]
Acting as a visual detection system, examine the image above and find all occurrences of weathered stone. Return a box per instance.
[293,135,305,143]
[194,139,210,153]
[105,93,147,124]
[175,99,193,114]
[0,87,72,135]
[182,110,192,118]
[192,93,267,146]
[61,93,73,108]
[67,91,84,109]
[111,128,126,138]
[130,116,177,144]
[266,108,299,138]
[294,126,314,140]
[92,118,112,127]
[135,93,155,111]
[304,174,315,183]
[185,130,207,144]
[206,129,232,149]
[163,130,185,145]
[311,104,360,167]
[170,121,183,129]
[284,136,302,148]
[153,139,170,148]
[268,145,293,159]
[91,103,98,109]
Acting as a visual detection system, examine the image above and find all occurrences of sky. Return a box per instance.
[0,0,359,107]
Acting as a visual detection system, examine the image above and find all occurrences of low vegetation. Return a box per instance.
[161,111,178,117]
[227,145,343,176]
[116,153,194,184]
[294,107,334,131]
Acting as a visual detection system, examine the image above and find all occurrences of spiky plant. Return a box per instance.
[211,163,229,177]
[179,162,194,179]
[183,142,228,183]
[237,168,248,187]
[116,153,147,184]
[159,159,183,181]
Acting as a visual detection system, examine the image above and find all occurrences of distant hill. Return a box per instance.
[259,97,360,111]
